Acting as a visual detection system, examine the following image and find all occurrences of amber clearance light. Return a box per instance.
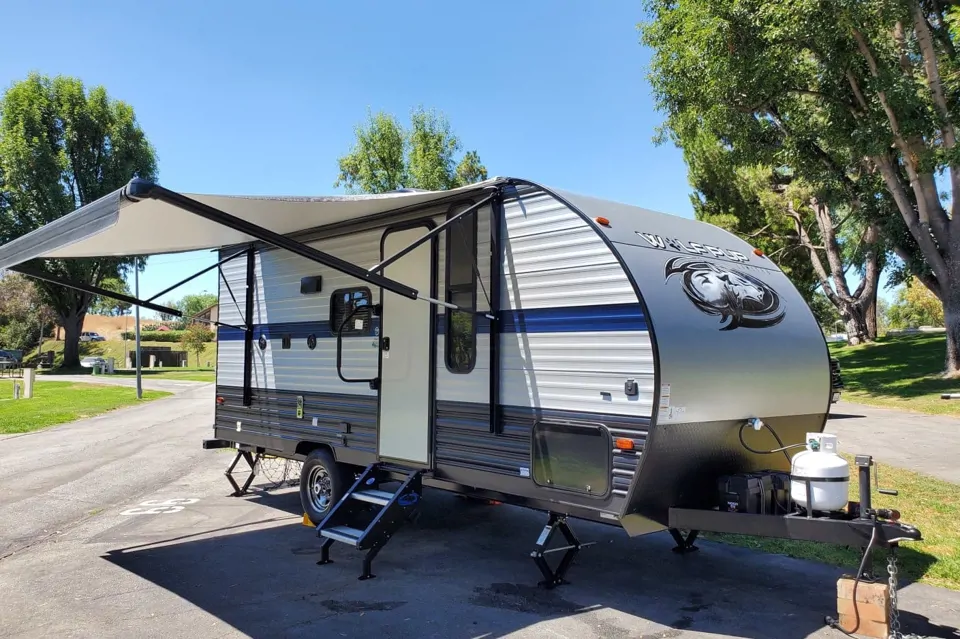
[615,437,634,451]
[595,216,611,227]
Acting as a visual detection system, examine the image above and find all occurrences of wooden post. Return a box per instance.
[836,577,890,638]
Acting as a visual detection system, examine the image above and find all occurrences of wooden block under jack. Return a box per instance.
[836,613,890,638]
[836,577,891,638]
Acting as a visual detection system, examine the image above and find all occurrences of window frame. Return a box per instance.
[329,286,373,337]
[443,204,479,374]
[530,420,612,498]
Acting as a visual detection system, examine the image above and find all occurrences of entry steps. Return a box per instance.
[315,462,423,580]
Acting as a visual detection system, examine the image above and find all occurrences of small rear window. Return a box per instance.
[330,287,372,336]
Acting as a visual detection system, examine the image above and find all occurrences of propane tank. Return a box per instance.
[790,433,849,512]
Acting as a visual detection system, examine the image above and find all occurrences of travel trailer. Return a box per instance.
[0,176,919,590]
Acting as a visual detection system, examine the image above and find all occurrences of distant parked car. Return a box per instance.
[80,356,106,369]
[79,331,106,342]
[0,349,22,362]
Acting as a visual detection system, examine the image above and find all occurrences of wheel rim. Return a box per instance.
[307,465,334,513]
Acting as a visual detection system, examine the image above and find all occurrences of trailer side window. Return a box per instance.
[330,287,372,336]
[445,207,477,374]
[532,421,611,497]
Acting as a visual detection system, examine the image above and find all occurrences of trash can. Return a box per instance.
[92,363,100,375]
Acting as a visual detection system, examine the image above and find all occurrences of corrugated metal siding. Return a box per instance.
[497,191,654,418]
[214,385,378,453]
[435,401,648,500]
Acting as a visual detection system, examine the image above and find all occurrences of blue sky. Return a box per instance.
[0,0,891,316]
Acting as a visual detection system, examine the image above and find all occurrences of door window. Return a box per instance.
[445,207,478,374]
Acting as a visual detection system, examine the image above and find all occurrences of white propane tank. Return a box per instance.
[790,433,849,512]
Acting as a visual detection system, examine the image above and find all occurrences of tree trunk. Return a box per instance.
[61,311,86,368]
[842,302,870,345]
[945,263,960,376]
[865,283,879,340]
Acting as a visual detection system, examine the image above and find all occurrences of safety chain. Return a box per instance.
[888,548,902,639]
[886,548,929,639]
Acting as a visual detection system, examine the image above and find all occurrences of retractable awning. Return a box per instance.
[0,176,505,302]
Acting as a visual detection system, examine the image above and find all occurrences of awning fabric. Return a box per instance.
[0,177,505,270]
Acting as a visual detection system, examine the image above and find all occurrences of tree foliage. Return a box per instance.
[0,73,157,367]
[180,322,213,367]
[0,272,56,353]
[640,0,960,372]
[157,292,217,329]
[89,277,132,316]
[888,277,945,329]
[335,106,488,194]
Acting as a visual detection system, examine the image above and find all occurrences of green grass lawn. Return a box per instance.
[0,380,170,434]
[829,333,960,415]
[710,455,960,591]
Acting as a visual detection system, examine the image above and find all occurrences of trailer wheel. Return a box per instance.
[300,448,347,524]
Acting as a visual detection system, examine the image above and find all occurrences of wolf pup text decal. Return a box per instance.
[664,257,785,330]
[636,231,749,263]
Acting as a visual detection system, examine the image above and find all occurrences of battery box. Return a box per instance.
[717,471,792,515]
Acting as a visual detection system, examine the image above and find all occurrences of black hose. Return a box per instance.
[824,523,879,637]
[737,421,805,465]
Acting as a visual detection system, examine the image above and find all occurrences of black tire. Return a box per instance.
[299,448,349,524]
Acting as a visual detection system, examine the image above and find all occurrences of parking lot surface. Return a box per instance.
[1,389,958,638]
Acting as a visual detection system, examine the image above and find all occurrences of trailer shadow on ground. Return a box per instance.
[101,488,956,639]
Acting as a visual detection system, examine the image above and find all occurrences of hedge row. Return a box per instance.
[119,330,214,342]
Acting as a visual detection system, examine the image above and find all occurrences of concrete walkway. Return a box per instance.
[826,400,960,484]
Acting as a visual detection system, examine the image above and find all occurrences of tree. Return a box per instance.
[809,290,843,332]
[156,292,217,329]
[640,1,960,374]
[180,322,213,367]
[680,131,883,342]
[335,106,488,194]
[888,277,945,329]
[0,73,157,367]
[89,277,132,316]
[178,292,218,324]
[0,272,56,353]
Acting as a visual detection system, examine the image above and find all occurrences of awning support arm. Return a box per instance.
[11,264,245,332]
[145,248,247,303]
[367,191,497,276]
[11,265,182,317]
[130,182,420,300]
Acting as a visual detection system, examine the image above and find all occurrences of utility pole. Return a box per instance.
[134,263,142,400]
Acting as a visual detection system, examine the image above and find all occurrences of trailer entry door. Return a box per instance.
[377,225,435,466]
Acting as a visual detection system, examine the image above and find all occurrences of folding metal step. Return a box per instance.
[351,489,394,506]
[320,525,363,546]
[314,462,423,580]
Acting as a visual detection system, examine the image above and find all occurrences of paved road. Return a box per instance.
[1,389,959,638]
[0,380,213,558]
[826,400,960,484]
[34,372,209,394]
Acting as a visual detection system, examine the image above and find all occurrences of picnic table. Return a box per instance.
[0,357,22,377]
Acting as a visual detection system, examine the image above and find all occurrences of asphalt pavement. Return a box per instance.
[0,385,958,638]
[826,399,960,484]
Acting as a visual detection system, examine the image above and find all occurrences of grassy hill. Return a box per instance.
[830,332,960,415]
